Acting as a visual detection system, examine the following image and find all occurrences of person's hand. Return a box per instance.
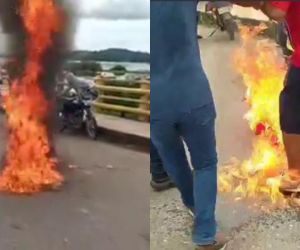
[232,1,264,10]
[252,1,264,10]
[205,2,213,12]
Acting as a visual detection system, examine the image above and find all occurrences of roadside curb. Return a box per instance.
[98,126,150,152]
[0,109,150,152]
[95,113,149,152]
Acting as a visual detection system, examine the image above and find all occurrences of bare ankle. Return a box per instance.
[288,169,300,179]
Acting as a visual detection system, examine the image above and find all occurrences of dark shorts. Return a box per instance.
[280,65,300,134]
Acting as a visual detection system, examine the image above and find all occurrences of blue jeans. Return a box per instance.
[151,103,217,245]
[150,140,169,181]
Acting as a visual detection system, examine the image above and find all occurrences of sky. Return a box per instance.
[73,0,150,52]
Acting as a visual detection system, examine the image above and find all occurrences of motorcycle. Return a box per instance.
[56,84,99,140]
[205,2,237,40]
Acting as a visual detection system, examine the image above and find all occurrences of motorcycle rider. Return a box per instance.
[56,71,98,133]
[62,71,98,99]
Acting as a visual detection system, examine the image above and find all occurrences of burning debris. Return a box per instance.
[219,24,288,203]
[0,0,71,194]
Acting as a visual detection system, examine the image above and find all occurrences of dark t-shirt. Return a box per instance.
[151,0,214,119]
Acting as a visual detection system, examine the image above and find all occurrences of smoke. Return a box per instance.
[0,0,75,89]
[0,0,23,33]
[0,0,75,152]
[0,0,25,63]
[0,0,75,67]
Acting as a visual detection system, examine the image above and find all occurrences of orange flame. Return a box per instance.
[219,24,288,203]
[0,0,64,193]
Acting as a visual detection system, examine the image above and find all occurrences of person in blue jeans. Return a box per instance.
[151,1,224,249]
[150,140,174,191]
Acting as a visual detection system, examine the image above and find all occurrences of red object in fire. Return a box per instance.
[255,123,266,135]
[271,135,279,147]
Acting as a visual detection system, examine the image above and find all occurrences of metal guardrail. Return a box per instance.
[0,72,151,122]
[94,76,150,122]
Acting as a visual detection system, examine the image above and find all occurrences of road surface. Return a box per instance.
[0,114,149,250]
[151,26,299,250]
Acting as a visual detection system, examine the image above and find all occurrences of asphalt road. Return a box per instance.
[0,114,149,250]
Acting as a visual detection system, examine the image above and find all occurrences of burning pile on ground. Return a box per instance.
[0,0,66,194]
[219,24,288,203]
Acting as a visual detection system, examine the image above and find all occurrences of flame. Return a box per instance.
[219,24,288,203]
[0,0,64,193]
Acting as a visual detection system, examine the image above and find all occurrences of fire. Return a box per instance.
[219,24,288,203]
[0,0,64,193]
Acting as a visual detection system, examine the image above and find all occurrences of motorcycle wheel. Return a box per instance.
[86,115,98,140]
[225,20,236,40]
[56,112,67,132]
[221,13,236,41]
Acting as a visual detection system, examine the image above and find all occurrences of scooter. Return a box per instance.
[205,2,237,40]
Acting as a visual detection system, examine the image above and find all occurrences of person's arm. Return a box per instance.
[231,1,290,21]
[230,1,263,9]
[260,2,290,22]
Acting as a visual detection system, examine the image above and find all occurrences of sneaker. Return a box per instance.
[279,172,300,194]
[195,233,228,250]
[150,178,175,192]
[195,240,227,250]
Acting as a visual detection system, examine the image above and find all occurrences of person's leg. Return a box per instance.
[150,140,169,180]
[179,103,218,246]
[279,135,300,193]
[279,65,300,192]
[283,133,300,174]
[150,140,174,191]
[151,119,194,209]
